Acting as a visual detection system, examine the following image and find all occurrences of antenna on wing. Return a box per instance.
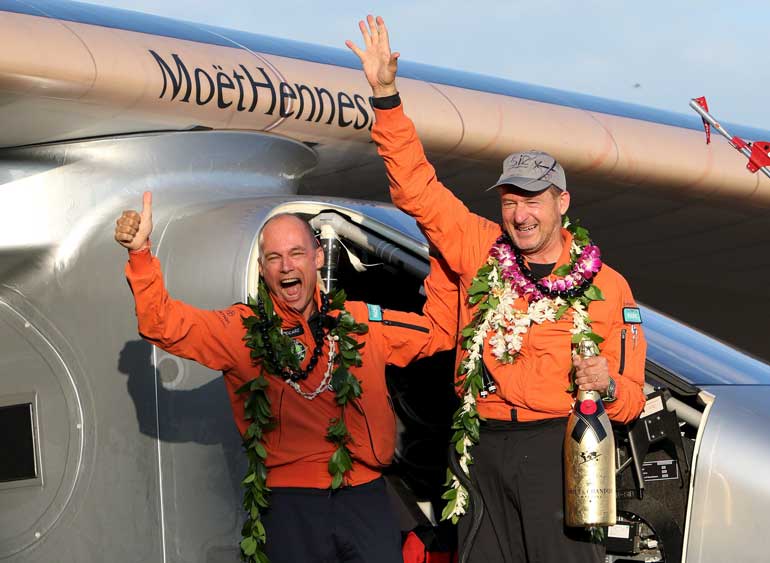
[690,96,770,179]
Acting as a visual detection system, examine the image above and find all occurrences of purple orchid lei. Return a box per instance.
[490,231,602,301]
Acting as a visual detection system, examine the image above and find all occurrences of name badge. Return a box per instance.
[282,325,304,337]
[622,307,642,324]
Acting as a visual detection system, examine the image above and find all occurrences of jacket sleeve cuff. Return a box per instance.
[127,247,154,275]
[371,103,406,131]
[369,92,401,110]
[604,377,646,423]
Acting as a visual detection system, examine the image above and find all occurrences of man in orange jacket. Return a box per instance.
[115,192,458,563]
[348,16,647,563]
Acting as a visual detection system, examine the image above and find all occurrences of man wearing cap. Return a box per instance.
[347,15,647,563]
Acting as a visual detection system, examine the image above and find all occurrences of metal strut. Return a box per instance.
[317,223,341,294]
[689,96,770,179]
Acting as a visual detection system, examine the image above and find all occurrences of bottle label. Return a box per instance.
[570,400,608,443]
[565,394,617,527]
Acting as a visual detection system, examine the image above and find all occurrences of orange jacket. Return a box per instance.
[125,248,457,488]
[372,104,646,424]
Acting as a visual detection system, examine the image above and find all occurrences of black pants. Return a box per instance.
[457,418,604,563]
[262,476,402,563]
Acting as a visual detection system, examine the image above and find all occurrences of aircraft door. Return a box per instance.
[0,299,85,559]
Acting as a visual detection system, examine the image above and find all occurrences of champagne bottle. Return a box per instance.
[564,339,616,527]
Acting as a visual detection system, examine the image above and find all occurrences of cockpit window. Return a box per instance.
[0,402,38,483]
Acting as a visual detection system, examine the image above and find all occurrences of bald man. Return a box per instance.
[115,193,458,563]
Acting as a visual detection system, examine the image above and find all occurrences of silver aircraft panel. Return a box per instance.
[684,385,770,563]
[0,131,317,561]
[643,306,770,386]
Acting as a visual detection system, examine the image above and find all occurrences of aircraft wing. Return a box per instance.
[1,0,768,363]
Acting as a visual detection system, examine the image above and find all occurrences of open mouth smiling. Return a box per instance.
[280,278,302,297]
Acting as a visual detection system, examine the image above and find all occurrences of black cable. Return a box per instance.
[481,362,497,396]
[447,443,485,563]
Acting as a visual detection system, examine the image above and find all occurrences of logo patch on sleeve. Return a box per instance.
[366,303,383,322]
[622,307,643,324]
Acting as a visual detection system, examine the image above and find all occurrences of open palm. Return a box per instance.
[345,15,399,97]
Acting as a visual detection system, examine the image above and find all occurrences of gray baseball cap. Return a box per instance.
[487,150,567,192]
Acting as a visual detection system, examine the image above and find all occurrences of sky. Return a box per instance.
[88,0,769,131]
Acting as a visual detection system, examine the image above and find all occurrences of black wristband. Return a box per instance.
[369,93,401,110]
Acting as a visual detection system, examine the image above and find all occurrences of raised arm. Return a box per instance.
[347,16,499,279]
[116,192,245,371]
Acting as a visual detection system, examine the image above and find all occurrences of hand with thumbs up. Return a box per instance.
[115,191,153,251]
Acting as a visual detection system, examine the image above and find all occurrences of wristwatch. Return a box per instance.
[602,377,617,403]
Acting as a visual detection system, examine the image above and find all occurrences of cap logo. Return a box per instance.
[505,154,558,182]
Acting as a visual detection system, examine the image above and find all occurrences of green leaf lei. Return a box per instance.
[442,217,605,523]
[237,281,368,562]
